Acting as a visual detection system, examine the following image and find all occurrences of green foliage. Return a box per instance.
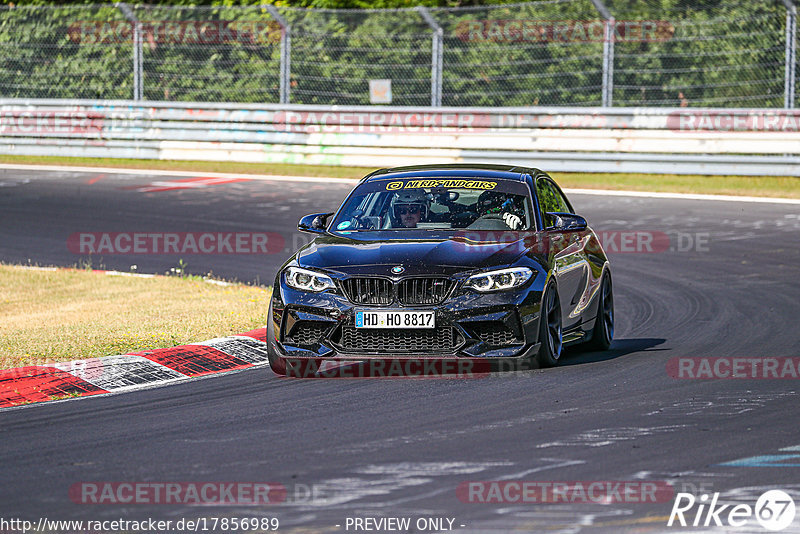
[0,0,792,106]
[608,0,786,106]
[0,5,132,99]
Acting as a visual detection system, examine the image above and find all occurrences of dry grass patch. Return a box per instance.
[0,264,270,369]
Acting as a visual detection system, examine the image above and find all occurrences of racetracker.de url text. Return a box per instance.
[0,517,279,533]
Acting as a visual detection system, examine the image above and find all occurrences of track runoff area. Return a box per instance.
[0,165,799,533]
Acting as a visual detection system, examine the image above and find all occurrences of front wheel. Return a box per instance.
[535,284,563,368]
[586,272,614,351]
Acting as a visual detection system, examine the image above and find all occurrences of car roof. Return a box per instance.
[362,163,543,183]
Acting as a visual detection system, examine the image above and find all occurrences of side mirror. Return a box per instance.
[298,212,333,234]
[546,212,587,231]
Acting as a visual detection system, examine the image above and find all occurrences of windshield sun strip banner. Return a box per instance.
[383,179,498,191]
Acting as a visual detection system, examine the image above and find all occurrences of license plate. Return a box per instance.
[355,310,435,329]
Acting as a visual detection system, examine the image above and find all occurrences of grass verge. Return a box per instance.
[550,172,800,199]
[1,154,798,198]
[0,264,270,370]
[0,154,371,180]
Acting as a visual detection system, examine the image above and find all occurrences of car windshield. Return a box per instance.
[331,177,533,232]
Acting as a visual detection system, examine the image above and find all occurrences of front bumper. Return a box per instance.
[269,276,545,365]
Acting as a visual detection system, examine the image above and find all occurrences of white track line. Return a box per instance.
[563,188,800,205]
[1,163,798,204]
[0,163,359,184]
[8,265,234,287]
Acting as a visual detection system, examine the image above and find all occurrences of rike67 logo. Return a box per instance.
[668,490,796,531]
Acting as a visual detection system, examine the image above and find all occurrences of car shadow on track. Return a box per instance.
[559,337,667,366]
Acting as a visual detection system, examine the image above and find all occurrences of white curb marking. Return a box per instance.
[194,336,271,365]
[564,188,800,205]
[3,163,798,203]
[55,355,186,391]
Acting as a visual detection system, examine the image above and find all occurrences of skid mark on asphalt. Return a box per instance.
[356,462,509,477]
[335,409,619,455]
[125,176,252,193]
[645,392,797,417]
[718,216,800,232]
[536,425,688,449]
[611,260,736,349]
[612,275,659,339]
[0,177,30,187]
[475,466,677,534]
[631,470,732,496]
[278,461,514,509]
[494,506,634,534]
[493,480,800,533]
[270,458,584,515]
[267,457,586,532]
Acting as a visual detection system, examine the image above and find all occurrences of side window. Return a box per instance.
[536,178,570,228]
[552,184,572,214]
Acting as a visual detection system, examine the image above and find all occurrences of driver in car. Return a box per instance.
[391,190,429,228]
[476,191,525,229]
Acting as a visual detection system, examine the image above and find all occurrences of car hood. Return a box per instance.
[296,232,531,276]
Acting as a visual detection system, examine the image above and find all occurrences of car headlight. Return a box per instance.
[464,267,533,292]
[284,266,336,292]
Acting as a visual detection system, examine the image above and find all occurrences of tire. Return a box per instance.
[586,272,614,351]
[535,283,563,368]
[266,300,287,376]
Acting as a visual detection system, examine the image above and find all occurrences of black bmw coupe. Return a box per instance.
[267,164,613,376]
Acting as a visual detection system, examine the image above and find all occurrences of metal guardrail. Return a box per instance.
[1,99,799,176]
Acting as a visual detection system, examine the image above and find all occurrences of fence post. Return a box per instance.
[116,2,142,101]
[265,5,291,105]
[781,0,797,109]
[590,0,614,107]
[417,7,443,107]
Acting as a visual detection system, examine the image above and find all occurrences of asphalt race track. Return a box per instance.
[1,167,799,533]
